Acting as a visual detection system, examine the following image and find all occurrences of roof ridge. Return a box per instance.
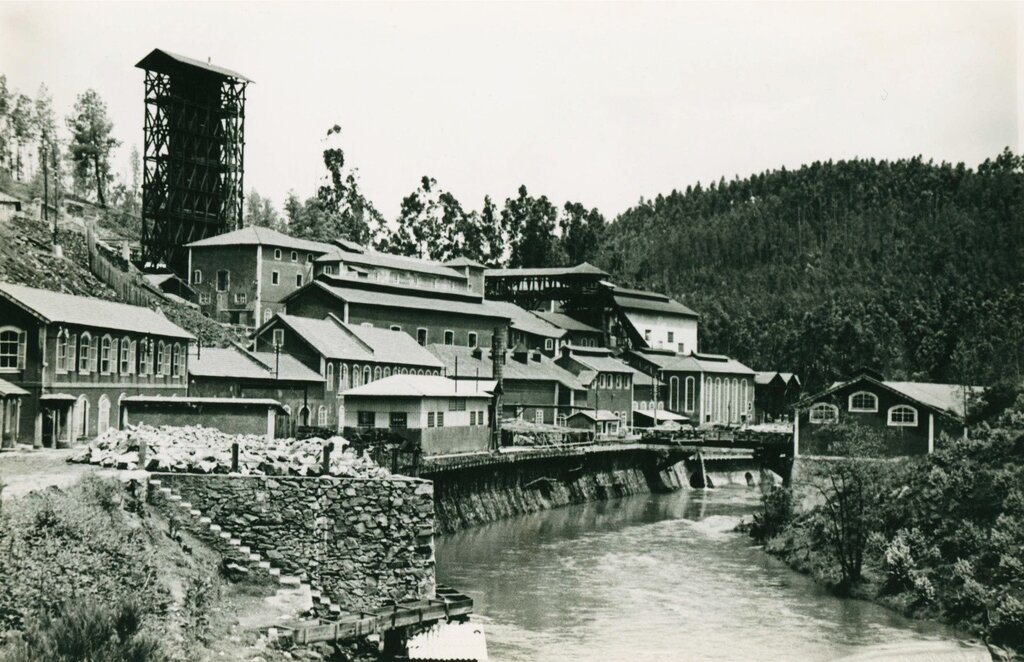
[329,315,376,355]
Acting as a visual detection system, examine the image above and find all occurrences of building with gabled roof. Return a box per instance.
[484,301,567,356]
[624,348,755,426]
[607,285,699,354]
[283,275,510,350]
[0,282,192,448]
[252,313,444,431]
[314,241,472,293]
[753,371,802,423]
[532,311,604,348]
[794,370,981,456]
[556,346,642,428]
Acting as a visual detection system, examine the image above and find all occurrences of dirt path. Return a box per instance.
[0,449,99,499]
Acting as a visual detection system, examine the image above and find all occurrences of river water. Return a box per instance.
[436,487,983,662]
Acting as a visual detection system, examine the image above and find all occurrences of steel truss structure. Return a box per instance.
[137,50,249,273]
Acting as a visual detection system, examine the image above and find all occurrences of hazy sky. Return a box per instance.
[1,1,1019,219]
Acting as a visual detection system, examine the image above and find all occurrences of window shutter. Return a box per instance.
[18,331,27,369]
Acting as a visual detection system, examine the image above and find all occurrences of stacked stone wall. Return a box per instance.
[154,473,435,611]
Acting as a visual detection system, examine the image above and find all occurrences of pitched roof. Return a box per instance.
[444,257,487,269]
[315,246,467,280]
[569,408,620,422]
[0,192,23,208]
[628,349,755,376]
[122,395,284,410]
[0,377,28,397]
[185,226,333,253]
[342,374,494,398]
[249,351,325,382]
[135,48,252,82]
[299,280,511,320]
[799,373,982,419]
[532,311,602,334]
[426,344,585,390]
[0,282,193,339]
[485,262,608,278]
[613,288,699,318]
[486,301,566,339]
[268,314,442,368]
[188,346,324,382]
[561,349,645,376]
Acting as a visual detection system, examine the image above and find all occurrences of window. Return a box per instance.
[199,293,211,305]
[644,329,651,341]
[290,251,298,262]
[363,366,371,384]
[417,328,428,346]
[390,272,401,284]
[110,338,120,374]
[535,409,544,424]
[326,363,334,391]
[0,327,26,371]
[127,340,137,375]
[155,341,165,376]
[272,329,285,347]
[444,330,455,345]
[357,411,375,428]
[667,331,674,343]
[436,411,445,427]
[341,364,349,390]
[374,366,382,381]
[389,412,407,429]
[449,398,466,411]
[234,292,247,305]
[614,374,622,389]
[68,332,77,372]
[427,412,435,428]
[171,343,182,378]
[216,270,229,292]
[598,374,606,389]
[263,309,272,323]
[274,248,282,260]
[78,333,92,373]
[306,253,313,263]
[324,265,335,275]
[193,270,202,284]
[545,338,554,351]
[271,271,280,285]
[295,274,303,287]
[479,410,487,426]
[849,391,878,413]
[390,325,402,332]
[120,336,131,374]
[138,339,150,375]
[383,367,391,377]
[314,406,326,426]
[809,403,839,425]
[97,395,111,435]
[468,332,478,348]
[684,376,695,412]
[470,411,476,426]
[888,405,918,427]
[56,329,68,373]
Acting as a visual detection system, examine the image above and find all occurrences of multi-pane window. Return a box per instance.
[78,333,92,373]
[374,366,382,381]
[155,341,165,376]
[888,405,918,427]
[545,338,554,350]
[100,335,113,374]
[318,406,328,426]
[357,411,375,428]
[341,364,349,390]
[199,293,211,305]
[326,363,334,391]
[614,375,622,389]
[234,292,247,305]
[436,411,445,427]
[444,330,454,345]
[427,412,435,428]
[389,412,407,429]
[684,376,695,412]
[171,343,182,378]
[809,403,839,425]
[0,327,25,371]
[667,331,674,343]
[535,409,544,424]
[363,366,371,384]
[448,398,466,411]
[67,333,77,372]
[849,391,878,413]
[56,329,68,372]
[120,337,132,374]
[469,411,476,426]
[324,265,334,275]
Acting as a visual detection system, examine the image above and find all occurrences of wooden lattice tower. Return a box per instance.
[136,49,250,274]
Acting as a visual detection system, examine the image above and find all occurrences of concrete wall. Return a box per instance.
[154,473,436,611]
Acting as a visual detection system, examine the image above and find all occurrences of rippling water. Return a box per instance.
[436,488,982,662]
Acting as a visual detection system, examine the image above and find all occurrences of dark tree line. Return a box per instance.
[595,150,1024,390]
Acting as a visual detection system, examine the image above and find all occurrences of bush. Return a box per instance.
[750,486,794,542]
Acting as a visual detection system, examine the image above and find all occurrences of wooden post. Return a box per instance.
[231,442,239,472]
[322,441,333,475]
[139,439,148,469]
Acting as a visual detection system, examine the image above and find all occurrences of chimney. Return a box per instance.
[471,346,483,360]
[512,342,529,364]
[490,327,506,450]
[530,349,541,362]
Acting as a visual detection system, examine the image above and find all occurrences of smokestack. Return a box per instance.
[491,327,506,450]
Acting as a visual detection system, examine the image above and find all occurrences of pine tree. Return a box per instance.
[502,185,563,268]
[65,89,119,206]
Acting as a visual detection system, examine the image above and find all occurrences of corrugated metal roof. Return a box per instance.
[629,349,754,376]
[444,257,487,269]
[0,282,193,339]
[189,347,275,379]
[562,349,644,376]
[185,226,333,253]
[427,344,585,390]
[615,292,698,318]
[532,311,601,334]
[344,323,445,368]
[123,395,285,410]
[316,246,467,280]
[307,281,511,320]
[486,302,565,339]
[135,48,252,82]
[342,374,494,398]
[485,262,607,278]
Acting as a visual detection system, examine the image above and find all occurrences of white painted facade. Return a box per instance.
[625,311,698,354]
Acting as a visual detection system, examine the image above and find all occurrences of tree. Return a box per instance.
[0,75,12,179]
[502,185,564,268]
[475,195,507,266]
[10,93,35,181]
[65,89,120,207]
[30,85,62,210]
[244,189,282,230]
[560,201,605,265]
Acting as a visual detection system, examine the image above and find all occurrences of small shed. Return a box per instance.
[632,407,689,429]
[565,409,621,436]
[120,396,284,441]
[0,192,23,221]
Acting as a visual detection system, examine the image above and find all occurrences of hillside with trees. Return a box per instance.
[597,150,1024,391]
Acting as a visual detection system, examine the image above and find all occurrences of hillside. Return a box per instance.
[0,207,246,348]
[597,149,1024,391]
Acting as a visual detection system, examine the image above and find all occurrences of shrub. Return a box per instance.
[750,485,794,542]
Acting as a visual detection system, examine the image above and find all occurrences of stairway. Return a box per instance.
[148,478,343,619]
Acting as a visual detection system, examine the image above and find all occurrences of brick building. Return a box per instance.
[0,282,193,447]
[313,242,473,293]
[556,346,641,428]
[186,226,333,327]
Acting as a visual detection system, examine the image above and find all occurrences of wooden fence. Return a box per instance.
[84,226,168,308]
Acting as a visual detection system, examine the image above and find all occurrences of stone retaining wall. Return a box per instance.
[154,473,436,611]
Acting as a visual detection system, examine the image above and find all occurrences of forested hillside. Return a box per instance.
[597,150,1024,391]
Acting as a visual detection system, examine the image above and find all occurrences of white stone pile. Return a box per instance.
[69,424,390,478]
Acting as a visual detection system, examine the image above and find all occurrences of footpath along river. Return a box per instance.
[436,486,985,662]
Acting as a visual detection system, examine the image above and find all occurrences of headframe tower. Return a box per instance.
[136,49,250,273]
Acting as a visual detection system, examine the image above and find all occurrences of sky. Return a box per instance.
[1,1,1019,220]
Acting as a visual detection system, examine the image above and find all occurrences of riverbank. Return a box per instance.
[746,421,1024,660]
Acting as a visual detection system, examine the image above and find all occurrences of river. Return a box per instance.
[435,487,984,662]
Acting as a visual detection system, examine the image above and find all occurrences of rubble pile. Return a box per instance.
[69,424,390,478]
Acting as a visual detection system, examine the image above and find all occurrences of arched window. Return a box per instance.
[282,404,291,416]
[888,405,918,427]
[705,379,713,422]
[633,400,639,411]
[383,367,391,378]
[363,366,371,384]
[809,403,839,425]
[67,332,77,372]
[170,343,182,378]
[715,377,723,422]
[732,378,740,422]
[120,336,132,374]
[110,338,120,375]
[373,366,382,381]
[317,405,328,426]
[97,395,111,435]
[138,339,150,375]
[299,406,310,426]
[0,326,26,372]
[99,335,113,374]
[669,376,679,411]
[849,391,878,413]
[326,363,334,392]
[341,364,349,390]
[352,364,361,387]
[55,328,69,372]
[155,341,165,375]
[74,395,90,439]
[684,376,695,412]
